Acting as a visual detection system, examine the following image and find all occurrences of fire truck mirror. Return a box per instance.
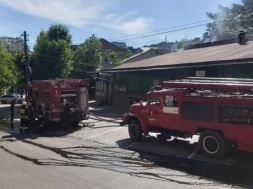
[173,96,178,106]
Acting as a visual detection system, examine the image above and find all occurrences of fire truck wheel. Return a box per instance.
[199,130,227,159]
[70,120,80,128]
[17,100,23,104]
[128,120,142,142]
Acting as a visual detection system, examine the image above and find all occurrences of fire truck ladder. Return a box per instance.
[162,77,253,96]
[187,77,253,84]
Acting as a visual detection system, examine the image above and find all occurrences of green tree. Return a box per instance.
[104,46,132,68]
[48,24,71,44]
[32,24,73,80]
[206,0,253,40]
[105,50,122,67]
[72,34,102,78]
[230,0,253,30]
[11,50,26,92]
[0,47,16,93]
[120,45,133,59]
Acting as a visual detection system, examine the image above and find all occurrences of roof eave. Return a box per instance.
[100,58,253,73]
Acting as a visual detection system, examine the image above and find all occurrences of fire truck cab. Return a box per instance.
[121,77,253,158]
[26,78,89,127]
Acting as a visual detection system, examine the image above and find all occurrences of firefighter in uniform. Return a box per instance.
[18,102,29,134]
[10,99,16,128]
[27,102,36,133]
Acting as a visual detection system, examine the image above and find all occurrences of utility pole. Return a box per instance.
[22,31,31,85]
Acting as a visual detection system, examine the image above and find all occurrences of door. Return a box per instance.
[147,95,162,126]
[162,95,180,129]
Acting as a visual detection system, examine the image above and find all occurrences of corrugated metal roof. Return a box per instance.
[108,42,253,71]
[122,47,153,63]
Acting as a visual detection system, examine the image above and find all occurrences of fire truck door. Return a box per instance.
[147,95,162,126]
[161,95,180,129]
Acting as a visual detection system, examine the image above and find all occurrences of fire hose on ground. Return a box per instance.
[87,112,122,124]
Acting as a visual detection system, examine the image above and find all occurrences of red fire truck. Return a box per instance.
[121,77,253,158]
[26,78,89,127]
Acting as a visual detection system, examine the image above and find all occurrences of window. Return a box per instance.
[2,95,14,98]
[165,95,177,107]
[149,96,160,105]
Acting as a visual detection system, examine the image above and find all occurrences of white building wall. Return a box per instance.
[0,37,23,51]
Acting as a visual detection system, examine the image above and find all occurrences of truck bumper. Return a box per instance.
[120,113,129,126]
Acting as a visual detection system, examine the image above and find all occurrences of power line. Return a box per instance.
[32,29,250,67]
[126,26,208,46]
[108,16,253,46]
[109,5,251,42]
[108,16,240,41]
[170,0,200,21]
[121,20,253,47]
[109,20,211,41]
[28,18,253,72]
[118,23,208,41]
[32,52,97,68]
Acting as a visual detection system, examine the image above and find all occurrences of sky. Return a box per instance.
[0,0,242,50]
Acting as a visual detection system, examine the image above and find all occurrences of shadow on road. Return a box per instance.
[0,118,83,140]
[116,136,253,188]
[1,132,38,141]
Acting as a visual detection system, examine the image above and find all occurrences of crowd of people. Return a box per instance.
[9,96,80,133]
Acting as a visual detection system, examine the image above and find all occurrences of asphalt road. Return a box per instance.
[0,103,253,188]
[1,127,233,189]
